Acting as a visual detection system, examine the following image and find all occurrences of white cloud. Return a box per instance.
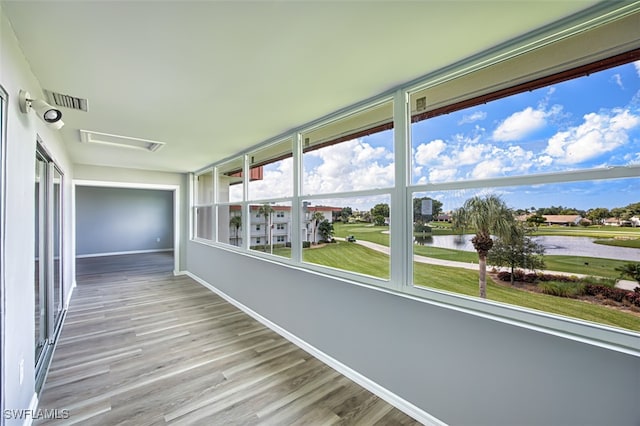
[543,109,640,165]
[248,157,293,199]
[456,143,490,166]
[471,158,504,179]
[303,139,394,194]
[612,73,624,89]
[414,139,446,165]
[428,168,458,183]
[493,107,548,142]
[458,111,487,125]
[634,60,640,77]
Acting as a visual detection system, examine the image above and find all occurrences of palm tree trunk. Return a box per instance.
[479,255,487,298]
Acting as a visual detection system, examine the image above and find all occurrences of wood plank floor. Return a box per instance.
[37,252,422,425]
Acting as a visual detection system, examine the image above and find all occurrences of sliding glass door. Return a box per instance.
[34,143,64,389]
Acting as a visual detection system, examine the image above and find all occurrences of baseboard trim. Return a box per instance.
[185,271,446,426]
[75,248,173,259]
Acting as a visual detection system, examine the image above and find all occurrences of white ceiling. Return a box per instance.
[3,0,603,173]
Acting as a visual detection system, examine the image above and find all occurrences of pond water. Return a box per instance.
[414,234,640,262]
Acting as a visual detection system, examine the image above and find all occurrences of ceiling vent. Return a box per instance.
[44,89,89,112]
[79,130,165,152]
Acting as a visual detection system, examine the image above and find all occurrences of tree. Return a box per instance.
[340,207,353,222]
[487,225,546,285]
[317,220,334,242]
[229,215,242,246]
[370,203,390,221]
[525,213,547,230]
[413,197,443,222]
[311,211,324,244]
[586,207,610,224]
[615,263,640,283]
[373,215,386,226]
[258,204,274,251]
[454,195,515,298]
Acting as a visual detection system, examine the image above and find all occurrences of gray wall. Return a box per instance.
[73,164,188,272]
[76,186,174,256]
[187,242,640,426]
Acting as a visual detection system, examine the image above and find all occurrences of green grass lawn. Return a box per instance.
[303,241,389,278]
[532,225,640,238]
[543,255,633,279]
[334,222,638,279]
[413,263,640,331]
[269,223,640,330]
[593,238,640,249]
[300,240,640,331]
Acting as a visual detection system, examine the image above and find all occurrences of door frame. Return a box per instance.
[72,180,181,283]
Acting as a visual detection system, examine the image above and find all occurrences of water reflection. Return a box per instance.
[414,234,640,262]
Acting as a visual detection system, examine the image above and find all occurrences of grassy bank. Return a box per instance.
[297,239,640,331]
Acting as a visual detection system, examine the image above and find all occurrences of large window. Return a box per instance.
[409,58,640,332]
[192,44,640,344]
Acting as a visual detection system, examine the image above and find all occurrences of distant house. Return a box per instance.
[542,215,583,226]
[603,217,622,226]
[515,214,583,226]
[436,214,451,222]
[631,216,640,227]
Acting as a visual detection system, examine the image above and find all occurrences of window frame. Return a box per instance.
[189,10,640,355]
[192,168,214,241]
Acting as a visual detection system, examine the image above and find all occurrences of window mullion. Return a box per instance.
[390,89,409,291]
[291,132,302,263]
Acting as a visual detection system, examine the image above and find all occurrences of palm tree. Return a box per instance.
[258,204,274,251]
[454,195,515,298]
[311,211,325,244]
[229,215,241,246]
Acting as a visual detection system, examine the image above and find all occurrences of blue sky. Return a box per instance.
[251,61,640,212]
[411,60,640,210]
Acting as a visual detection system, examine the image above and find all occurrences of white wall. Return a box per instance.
[187,241,640,426]
[1,6,75,423]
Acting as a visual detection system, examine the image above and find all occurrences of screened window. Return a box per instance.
[301,195,391,280]
[217,159,243,203]
[249,202,291,258]
[218,204,242,246]
[409,58,640,333]
[247,139,293,200]
[193,170,213,240]
[302,100,394,195]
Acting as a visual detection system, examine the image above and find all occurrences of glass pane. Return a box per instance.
[303,100,394,195]
[217,159,243,203]
[302,195,391,280]
[248,139,293,200]
[195,206,213,240]
[218,204,242,246]
[412,177,640,333]
[196,170,213,205]
[34,155,47,362]
[52,167,63,327]
[410,61,640,185]
[249,202,291,258]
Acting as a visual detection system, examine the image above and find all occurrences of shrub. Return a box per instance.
[302,241,311,249]
[539,281,585,298]
[584,284,640,307]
